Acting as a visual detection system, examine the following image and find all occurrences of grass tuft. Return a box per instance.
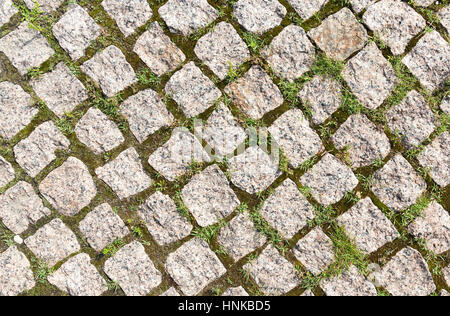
[249,209,287,253]
[400,195,430,227]
[308,205,337,227]
[310,54,345,81]
[191,220,226,244]
[302,224,369,290]
[103,238,125,257]
[137,68,161,86]
[34,260,54,284]
[14,0,48,32]
[242,32,265,53]
[93,94,122,118]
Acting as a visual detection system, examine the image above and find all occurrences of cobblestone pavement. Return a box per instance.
[0,0,448,296]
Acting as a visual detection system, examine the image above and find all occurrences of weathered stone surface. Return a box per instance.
[260,179,315,239]
[337,198,399,254]
[363,0,426,55]
[14,121,70,177]
[439,6,450,33]
[218,212,266,261]
[138,191,193,246]
[332,114,391,168]
[48,253,107,296]
[0,22,54,75]
[0,81,37,140]
[269,108,323,169]
[372,154,427,212]
[298,76,342,125]
[31,63,88,117]
[441,95,450,115]
[182,165,240,227]
[134,22,185,76]
[262,25,315,81]
[95,147,151,200]
[0,156,14,187]
[148,129,211,181]
[104,241,162,296]
[0,0,18,26]
[14,235,23,245]
[25,219,80,266]
[159,0,218,36]
[287,0,328,20]
[413,0,434,6]
[225,65,283,120]
[0,181,50,234]
[408,201,449,254]
[293,227,334,275]
[75,107,124,154]
[444,265,450,286]
[300,154,358,206]
[202,102,247,157]
[233,0,287,35]
[24,0,63,12]
[102,0,152,37]
[166,238,227,296]
[343,42,397,109]
[244,245,301,295]
[418,132,449,187]
[120,89,174,143]
[403,31,450,91]
[0,246,35,296]
[308,8,368,61]
[40,157,97,216]
[321,265,377,296]
[81,45,137,97]
[166,62,221,118]
[349,0,377,13]
[52,5,101,60]
[160,287,180,296]
[1,0,446,297]
[229,146,281,194]
[374,247,435,296]
[79,203,129,252]
[222,286,249,296]
[195,22,250,80]
[386,90,437,148]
